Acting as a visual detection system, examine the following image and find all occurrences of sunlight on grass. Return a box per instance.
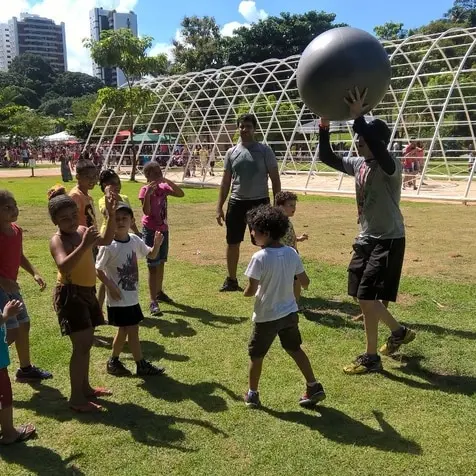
[0,177,475,475]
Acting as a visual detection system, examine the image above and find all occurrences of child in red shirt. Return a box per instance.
[0,190,52,382]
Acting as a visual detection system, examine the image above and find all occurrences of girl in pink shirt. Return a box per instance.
[138,162,184,316]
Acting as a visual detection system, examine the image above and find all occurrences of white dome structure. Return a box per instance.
[86,27,476,201]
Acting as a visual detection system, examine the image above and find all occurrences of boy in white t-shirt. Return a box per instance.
[243,205,325,408]
[96,202,165,377]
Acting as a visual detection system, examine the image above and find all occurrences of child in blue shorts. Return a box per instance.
[0,299,36,444]
[0,190,52,382]
[138,162,184,316]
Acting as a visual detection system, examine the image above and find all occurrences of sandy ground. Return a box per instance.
[2,165,475,202]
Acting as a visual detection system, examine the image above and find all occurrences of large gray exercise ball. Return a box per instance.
[296,27,391,121]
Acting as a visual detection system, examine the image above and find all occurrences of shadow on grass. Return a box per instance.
[301,296,361,329]
[139,375,241,413]
[93,336,190,363]
[0,446,85,475]
[383,354,476,396]
[140,317,197,338]
[264,406,421,455]
[403,322,476,341]
[15,384,226,452]
[302,297,476,342]
[163,302,247,329]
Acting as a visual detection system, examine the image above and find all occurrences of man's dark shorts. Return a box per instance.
[54,284,104,336]
[248,312,302,359]
[226,197,270,245]
[348,237,405,302]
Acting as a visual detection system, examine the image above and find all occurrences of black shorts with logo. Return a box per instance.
[348,237,405,302]
[226,197,270,245]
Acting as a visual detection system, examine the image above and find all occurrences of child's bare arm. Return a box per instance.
[296,233,309,243]
[296,271,310,290]
[97,193,116,246]
[0,299,23,325]
[141,183,155,215]
[50,227,97,275]
[244,278,259,297]
[163,178,185,198]
[20,254,46,290]
[96,269,122,302]
[131,221,142,236]
[147,231,164,260]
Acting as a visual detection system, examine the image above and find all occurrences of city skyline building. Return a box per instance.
[89,7,138,87]
[2,13,68,72]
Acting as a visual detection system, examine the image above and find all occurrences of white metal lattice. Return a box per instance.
[86,27,476,201]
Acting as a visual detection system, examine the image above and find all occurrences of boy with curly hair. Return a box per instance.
[243,205,325,409]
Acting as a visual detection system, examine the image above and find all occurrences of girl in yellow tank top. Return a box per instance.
[47,184,117,413]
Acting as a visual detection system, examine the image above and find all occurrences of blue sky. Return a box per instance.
[1,0,455,73]
[137,0,455,46]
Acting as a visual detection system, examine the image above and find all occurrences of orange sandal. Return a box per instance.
[89,387,113,398]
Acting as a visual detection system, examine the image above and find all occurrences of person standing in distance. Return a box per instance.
[216,113,281,292]
[319,87,416,375]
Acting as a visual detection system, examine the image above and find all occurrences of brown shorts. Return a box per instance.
[248,312,302,359]
[54,284,104,336]
[0,368,13,410]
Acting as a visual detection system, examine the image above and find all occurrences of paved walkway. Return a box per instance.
[1,166,474,202]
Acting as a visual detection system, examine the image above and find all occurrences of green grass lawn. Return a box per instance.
[1,177,476,475]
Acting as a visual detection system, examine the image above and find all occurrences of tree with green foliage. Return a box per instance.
[0,105,54,139]
[445,0,476,26]
[0,86,39,109]
[172,11,345,73]
[84,28,168,180]
[9,54,56,97]
[374,22,408,40]
[226,11,346,66]
[51,71,104,98]
[38,97,73,117]
[171,16,227,73]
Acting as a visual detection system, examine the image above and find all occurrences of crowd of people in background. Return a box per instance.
[2,137,476,187]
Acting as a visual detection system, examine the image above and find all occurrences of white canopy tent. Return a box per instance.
[43,131,78,142]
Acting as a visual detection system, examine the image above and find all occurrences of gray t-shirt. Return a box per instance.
[342,156,405,242]
[224,142,278,201]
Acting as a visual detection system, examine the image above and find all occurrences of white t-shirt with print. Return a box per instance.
[96,234,151,308]
[245,246,304,323]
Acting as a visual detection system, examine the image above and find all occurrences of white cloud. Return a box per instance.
[0,0,139,74]
[238,1,268,23]
[221,21,249,37]
[149,42,173,60]
[149,28,183,61]
[221,1,268,38]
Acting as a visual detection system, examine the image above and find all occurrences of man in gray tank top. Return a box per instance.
[216,114,281,292]
[319,88,416,375]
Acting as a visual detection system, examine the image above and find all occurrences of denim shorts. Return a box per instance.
[142,227,169,268]
[0,289,30,329]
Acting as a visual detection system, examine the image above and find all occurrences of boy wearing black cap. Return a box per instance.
[96,202,166,377]
[319,88,415,374]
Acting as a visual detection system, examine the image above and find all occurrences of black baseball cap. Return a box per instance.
[116,202,133,216]
[367,119,391,145]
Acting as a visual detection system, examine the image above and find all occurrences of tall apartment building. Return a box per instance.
[2,13,68,72]
[0,23,13,71]
[89,8,138,87]
[8,13,68,73]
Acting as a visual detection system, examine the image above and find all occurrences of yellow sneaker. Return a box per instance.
[380,327,416,356]
[343,354,383,374]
